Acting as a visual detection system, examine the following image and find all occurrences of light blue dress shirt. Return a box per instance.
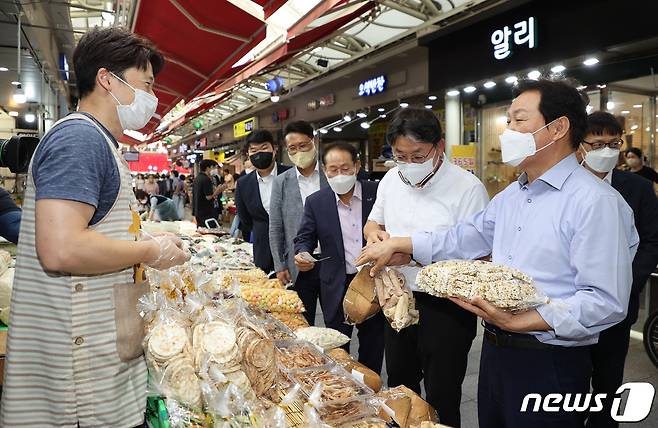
[412,154,639,346]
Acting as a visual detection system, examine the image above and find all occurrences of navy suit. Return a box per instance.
[294,180,385,373]
[235,164,291,273]
[588,169,658,428]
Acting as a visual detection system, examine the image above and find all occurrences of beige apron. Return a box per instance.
[1,113,149,428]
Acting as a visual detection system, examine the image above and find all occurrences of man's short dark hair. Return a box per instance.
[199,159,218,172]
[244,130,276,154]
[73,27,165,98]
[386,108,442,146]
[172,170,179,177]
[513,78,588,149]
[322,142,359,164]
[284,121,314,140]
[586,111,624,137]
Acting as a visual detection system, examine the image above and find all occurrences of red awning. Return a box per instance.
[128,152,189,174]
[132,0,267,134]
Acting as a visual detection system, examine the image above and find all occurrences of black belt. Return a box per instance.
[483,322,554,350]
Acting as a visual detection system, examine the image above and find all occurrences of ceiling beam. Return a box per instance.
[378,0,428,20]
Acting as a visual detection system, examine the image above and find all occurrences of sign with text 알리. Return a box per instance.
[491,17,537,60]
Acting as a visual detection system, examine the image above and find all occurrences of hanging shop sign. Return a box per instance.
[358,75,386,97]
[490,16,536,60]
[307,94,335,111]
[233,117,257,138]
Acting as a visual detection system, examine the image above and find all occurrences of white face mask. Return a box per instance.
[328,173,357,195]
[499,117,560,167]
[397,147,441,188]
[581,145,619,173]
[210,168,219,176]
[108,72,158,131]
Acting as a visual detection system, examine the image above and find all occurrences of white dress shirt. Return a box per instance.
[296,161,321,205]
[257,163,278,215]
[369,159,490,291]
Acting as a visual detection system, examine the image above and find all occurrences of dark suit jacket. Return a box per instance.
[293,180,378,324]
[612,169,658,324]
[235,164,291,272]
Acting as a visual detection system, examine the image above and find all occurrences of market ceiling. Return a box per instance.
[127,0,473,143]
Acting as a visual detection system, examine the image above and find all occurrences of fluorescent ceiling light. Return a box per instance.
[583,58,599,66]
[527,70,541,80]
[446,90,460,96]
[505,76,518,84]
[483,81,496,89]
[463,86,476,93]
[550,65,566,73]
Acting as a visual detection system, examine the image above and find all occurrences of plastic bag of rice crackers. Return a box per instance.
[416,260,548,312]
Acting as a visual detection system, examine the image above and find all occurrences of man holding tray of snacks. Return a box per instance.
[356,78,638,428]
[361,107,490,428]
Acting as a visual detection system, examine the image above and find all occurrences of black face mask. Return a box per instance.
[250,151,274,169]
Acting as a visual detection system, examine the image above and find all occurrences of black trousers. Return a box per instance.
[384,292,477,428]
[324,273,386,374]
[587,319,632,428]
[479,335,592,428]
[294,266,321,326]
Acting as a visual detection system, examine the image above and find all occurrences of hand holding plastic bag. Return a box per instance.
[143,232,191,270]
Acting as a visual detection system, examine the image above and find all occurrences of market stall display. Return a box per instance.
[416,259,547,311]
[134,225,442,427]
[375,386,438,428]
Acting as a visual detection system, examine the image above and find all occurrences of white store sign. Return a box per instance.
[491,17,537,60]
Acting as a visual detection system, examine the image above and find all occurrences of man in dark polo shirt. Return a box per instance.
[193,159,226,227]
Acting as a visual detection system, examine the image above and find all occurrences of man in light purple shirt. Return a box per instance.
[293,142,385,372]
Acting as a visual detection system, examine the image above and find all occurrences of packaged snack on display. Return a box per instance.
[240,286,306,313]
[374,386,438,428]
[338,416,389,427]
[294,327,350,351]
[269,311,309,330]
[343,267,380,325]
[416,259,548,311]
[289,366,373,405]
[326,348,383,393]
[276,340,333,372]
[374,268,419,331]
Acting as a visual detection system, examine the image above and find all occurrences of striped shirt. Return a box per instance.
[1,114,147,427]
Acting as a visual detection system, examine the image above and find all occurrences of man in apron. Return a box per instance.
[0,27,190,428]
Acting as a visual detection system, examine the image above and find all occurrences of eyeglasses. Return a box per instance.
[326,166,356,176]
[287,140,313,154]
[392,145,436,164]
[582,139,623,150]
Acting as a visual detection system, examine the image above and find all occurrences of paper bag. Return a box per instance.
[343,267,380,324]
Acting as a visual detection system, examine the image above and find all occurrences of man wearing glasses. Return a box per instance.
[235,130,290,273]
[362,108,489,427]
[269,121,328,325]
[578,111,658,428]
